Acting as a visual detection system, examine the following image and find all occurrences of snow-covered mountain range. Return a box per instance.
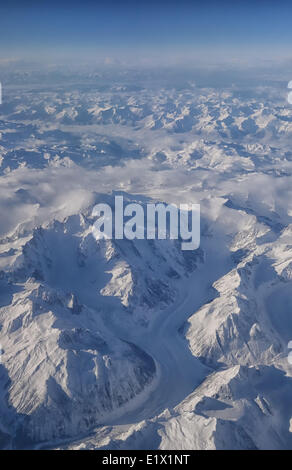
[0,64,292,449]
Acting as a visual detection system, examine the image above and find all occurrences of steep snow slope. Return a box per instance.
[0,280,156,446]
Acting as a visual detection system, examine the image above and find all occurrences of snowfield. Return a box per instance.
[0,64,292,449]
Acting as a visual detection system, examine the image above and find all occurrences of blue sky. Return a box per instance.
[1,1,292,64]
